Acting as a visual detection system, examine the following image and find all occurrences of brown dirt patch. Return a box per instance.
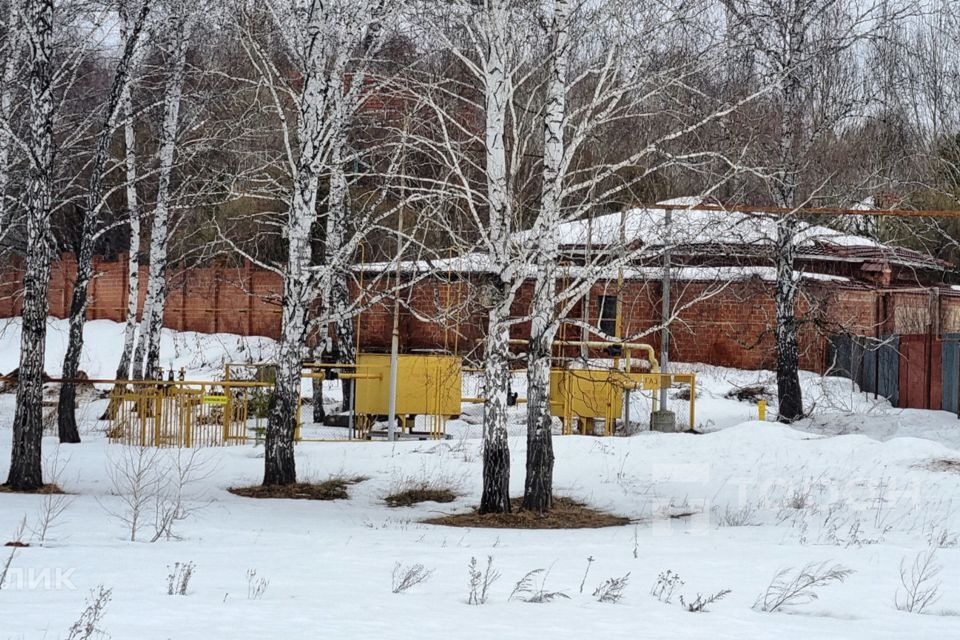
[929,459,960,473]
[0,483,65,495]
[385,487,458,508]
[229,477,367,501]
[424,496,630,529]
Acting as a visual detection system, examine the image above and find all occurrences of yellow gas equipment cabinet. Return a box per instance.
[353,353,462,438]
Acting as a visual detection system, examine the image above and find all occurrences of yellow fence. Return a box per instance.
[107,379,275,447]
[106,360,696,447]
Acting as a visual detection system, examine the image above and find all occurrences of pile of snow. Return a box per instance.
[1,413,959,638]
[0,317,278,382]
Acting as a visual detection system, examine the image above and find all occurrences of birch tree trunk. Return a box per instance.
[132,14,191,380]
[6,0,54,490]
[772,112,804,420]
[114,3,147,382]
[479,0,513,514]
[326,132,355,413]
[263,2,330,486]
[57,1,150,442]
[113,83,141,381]
[771,19,804,423]
[0,0,22,243]
[522,0,570,513]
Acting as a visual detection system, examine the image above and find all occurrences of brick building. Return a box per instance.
[0,203,957,377]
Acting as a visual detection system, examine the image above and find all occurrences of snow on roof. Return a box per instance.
[515,199,886,251]
[361,255,850,285]
[364,198,944,276]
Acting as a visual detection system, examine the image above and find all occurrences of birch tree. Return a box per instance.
[254,0,388,486]
[470,0,522,514]
[522,0,569,513]
[517,0,782,510]
[130,3,195,381]
[6,0,54,490]
[112,0,151,382]
[56,0,151,443]
[719,0,895,422]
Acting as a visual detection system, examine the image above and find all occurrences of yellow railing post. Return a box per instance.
[758,399,766,422]
[689,373,696,429]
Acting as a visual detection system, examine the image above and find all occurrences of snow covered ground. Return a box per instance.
[1,319,959,639]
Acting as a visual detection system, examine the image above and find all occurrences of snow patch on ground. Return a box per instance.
[2,320,960,638]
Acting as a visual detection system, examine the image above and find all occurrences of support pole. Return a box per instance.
[659,207,671,412]
[387,303,400,442]
[387,202,404,442]
[651,207,677,432]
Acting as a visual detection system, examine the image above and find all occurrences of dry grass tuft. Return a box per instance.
[0,483,65,495]
[385,486,458,508]
[929,459,960,473]
[229,476,367,501]
[425,496,629,529]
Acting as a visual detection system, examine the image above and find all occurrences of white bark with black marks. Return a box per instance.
[0,0,24,245]
[7,0,54,490]
[523,0,570,513]
[479,0,514,515]
[133,11,193,380]
[57,0,151,443]
[262,0,387,485]
[114,2,149,382]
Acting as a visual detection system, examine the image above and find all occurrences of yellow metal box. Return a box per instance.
[354,353,462,417]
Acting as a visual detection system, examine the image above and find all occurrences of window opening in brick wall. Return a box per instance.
[598,294,617,337]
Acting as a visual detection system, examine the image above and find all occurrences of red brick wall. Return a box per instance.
[0,254,285,339]
[3,254,959,373]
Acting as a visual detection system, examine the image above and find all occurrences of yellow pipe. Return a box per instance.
[507,338,659,372]
[301,372,381,381]
[460,396,526,404]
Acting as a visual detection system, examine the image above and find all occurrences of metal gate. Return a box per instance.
[942,333,960,414]
[877,335,899,407]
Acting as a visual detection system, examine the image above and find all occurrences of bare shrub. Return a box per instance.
[448,429,475,463]
[65,586,112,640]
[101,447,212,542]
[167,561,196,596]
[151,449,214,541]
[658,496,702,519]
[33,449,74,542]
[753,562,854,612]
[467,556,500,604]
[391,563,433,594]
[246,569,269,600]
[650,569,684,604]
[895,549,942,614]
[926,525,959,549]
[681,589,731,612]
[713,502,760,527]
[509,567,569,603]
[593,573,630,603]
